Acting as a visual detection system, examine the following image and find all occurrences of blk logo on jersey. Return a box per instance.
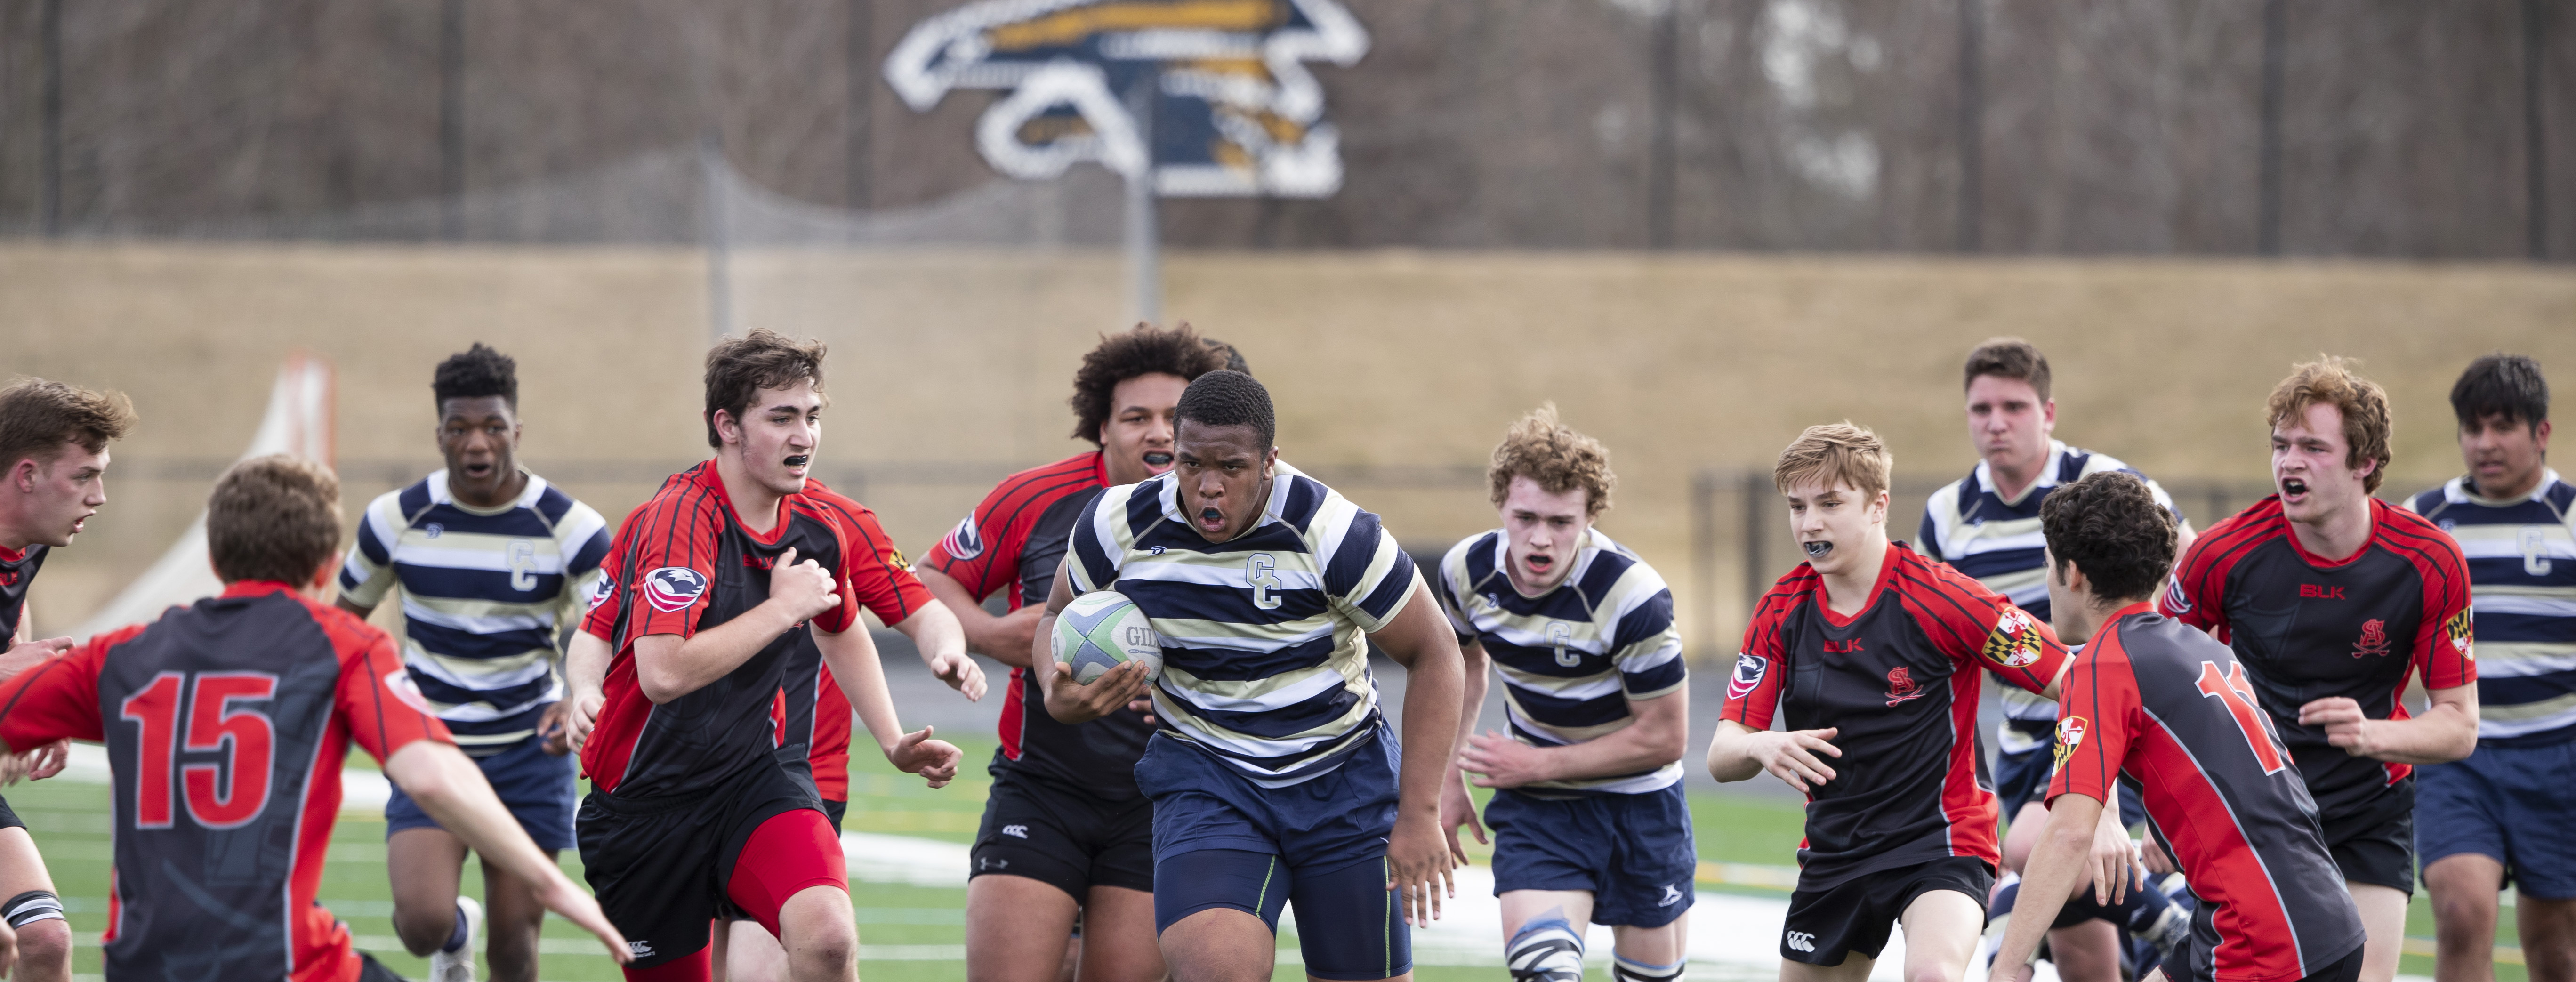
[2300,583,2347,600]
[2446,607,2474,659]
[585,576,615,612]
[1822,638,1865,654]
[2053,715,2088,768]
[1982,607,2043,668]
[1728,654,1767,701]
[1884,666,1926,707]
[644,567,709,613]
[2352,618,2392,659]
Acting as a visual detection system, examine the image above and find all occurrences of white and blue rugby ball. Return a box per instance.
[1052,591,1164,684]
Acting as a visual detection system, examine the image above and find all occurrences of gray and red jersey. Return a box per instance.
[580,462,916,801]
[0,543,45,638]
[2160,495,2474,821]
[2051,603,2364,982]
[1723,542,2071,890]
[0,580,451,982]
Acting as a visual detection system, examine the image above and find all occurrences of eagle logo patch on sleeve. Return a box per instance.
[584,576,616,612]
[1728,653,1768,701]
[2053,716,2088,769]
[1982,607,2044,669]
[644,567,709,614]
[940,516,985,561]
[2447,607,2474,660]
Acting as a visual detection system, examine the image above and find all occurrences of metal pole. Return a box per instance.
[1125,72,1161,326]
[1691,470,1717,657]
[41,0,63,236]
[1648,1,1678,250]
[1956,0,1982,252]
[847,0,875,211]
[2525,0,2548,261]
[2258,0,2286,256]
[702,131,733,342]
[439,0,465,240]
[1742,470,1771,626]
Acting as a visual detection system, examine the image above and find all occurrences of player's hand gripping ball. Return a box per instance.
[1052,591,1163,684]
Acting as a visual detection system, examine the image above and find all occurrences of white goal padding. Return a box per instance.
[72,353,335,642]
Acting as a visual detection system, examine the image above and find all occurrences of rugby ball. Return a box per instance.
[1052,591,1164,684]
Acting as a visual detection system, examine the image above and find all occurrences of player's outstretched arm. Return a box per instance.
[382,741,633,965]
[1440,639,1490,864]
[917,567,1044,669]
[634,546,838,703]
[1368,576,1466,927]
[816,620,962,788]
[1989,793,2127,982]
[1459,687,1688,791]
[2299,683,2479,764]
[890,601,985,701]
[1705,718,1842,791]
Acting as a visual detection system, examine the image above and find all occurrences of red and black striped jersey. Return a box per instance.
[1724,542,2070,889]
[0,542,45,639]
[2158,496,2474,821]
[919,451,1149,798]
[0,580,451,982]
[2051,603,2364,982]
[580,462,884,800]
[773,477,933,802]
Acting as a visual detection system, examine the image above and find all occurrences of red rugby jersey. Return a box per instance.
[919,451,1154,798]
[2159,496,2473,821]
[580,462,877,799]
[1723,542,2070,889]
[0,581,450,982]
[775,477,932,802]
[2051,602,2364,982]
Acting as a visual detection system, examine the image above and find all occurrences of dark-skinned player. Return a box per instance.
[1033,370,1465,982]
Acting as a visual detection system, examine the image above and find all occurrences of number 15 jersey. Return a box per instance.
[0,580,451,982]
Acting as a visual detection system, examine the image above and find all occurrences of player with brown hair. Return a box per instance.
[1434,404,1691,982]
[576,329,964,982]
[0,454,630,981]
[0,376,136,982]
[1710,422,2098,982]
[2161,356,2477,982]
[912,322,1230,982]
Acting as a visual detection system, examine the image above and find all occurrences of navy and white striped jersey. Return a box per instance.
[1067,461,1418,788]
[339,470,611,756]
[1919,440,2178,739]
[1434,528,1686,795]
[2408,469,2576,745]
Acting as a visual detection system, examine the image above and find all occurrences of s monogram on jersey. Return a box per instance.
[1067,461,1416,788]
[1435,528,1686,795]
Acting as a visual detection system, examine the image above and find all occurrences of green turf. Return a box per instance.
[14,739,2516,981]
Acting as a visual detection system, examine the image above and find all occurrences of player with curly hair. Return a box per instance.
[2161,357,2477,982]
[912,322,1230,982]
[1433,405,1692,982]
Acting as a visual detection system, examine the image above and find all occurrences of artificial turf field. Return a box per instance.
[16,736,2506,981]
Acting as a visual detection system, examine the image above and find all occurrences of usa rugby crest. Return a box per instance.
[644,567,708,614]
[1728,653,1767,701]
[884,0,1368,196]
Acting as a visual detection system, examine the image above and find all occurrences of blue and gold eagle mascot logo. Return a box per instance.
[885,0,1368,197]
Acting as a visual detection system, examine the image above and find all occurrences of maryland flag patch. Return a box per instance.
[2447,607,2474,660]
[1982,606,2044,669]
[2053,715,2089,770]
